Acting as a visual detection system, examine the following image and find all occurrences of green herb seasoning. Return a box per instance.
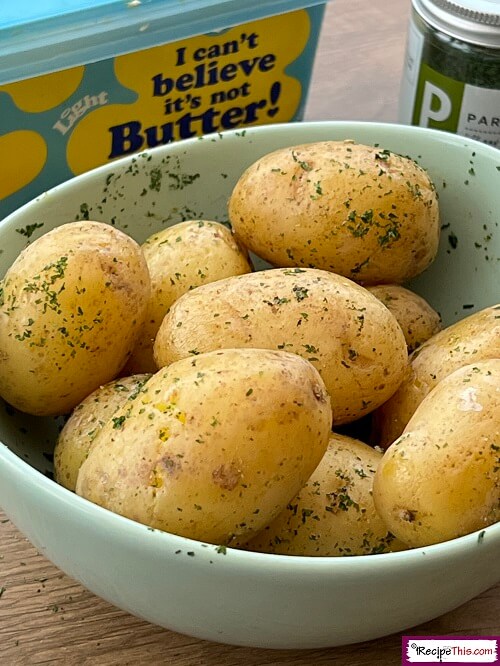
[399,0,500,147]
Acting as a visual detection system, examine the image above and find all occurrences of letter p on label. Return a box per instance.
[419,81,452,126]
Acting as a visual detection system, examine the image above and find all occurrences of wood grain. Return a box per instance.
[305,0,411,122]
[1,0,498,664]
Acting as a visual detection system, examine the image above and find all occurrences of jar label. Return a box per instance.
[398,18,425,125]
[400,56,500,148]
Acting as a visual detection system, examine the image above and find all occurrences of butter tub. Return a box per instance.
[0,0,330,220]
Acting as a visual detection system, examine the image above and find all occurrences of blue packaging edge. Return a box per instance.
[0,0,330,85]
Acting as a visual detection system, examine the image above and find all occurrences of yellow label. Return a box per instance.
[0,68,84,113]
[67,10,311,174]
[0,130,47,199]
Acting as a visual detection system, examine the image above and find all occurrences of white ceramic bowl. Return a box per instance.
[0,122,499,649]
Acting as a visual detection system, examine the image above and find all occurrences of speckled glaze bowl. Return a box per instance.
[0,122,499,649]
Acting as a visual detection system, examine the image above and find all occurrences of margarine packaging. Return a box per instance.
[0,0,328,220]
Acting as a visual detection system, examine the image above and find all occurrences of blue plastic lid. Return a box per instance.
[0,0,327,85]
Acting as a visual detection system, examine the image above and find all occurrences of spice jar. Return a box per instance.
[399,0,500,147]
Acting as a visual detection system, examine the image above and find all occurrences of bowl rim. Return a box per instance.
[1,441,499,570]
[1,119,499,570]
[2,119,500,230]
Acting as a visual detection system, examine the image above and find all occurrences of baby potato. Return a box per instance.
[0,221,150,415]
[374,305,500,446]
[76,348,332,546]
[126,220,252,373]
[245,433,408,556]
[154,268,408,424]
[373,360,500,548]
[366,284,442,353]
[54,373,151,492]
[229,140,440,284]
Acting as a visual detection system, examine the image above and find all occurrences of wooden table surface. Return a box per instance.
[1,0,499,664]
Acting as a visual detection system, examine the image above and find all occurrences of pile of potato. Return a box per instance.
[0,140,498,554]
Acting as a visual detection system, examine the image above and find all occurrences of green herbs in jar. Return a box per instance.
[399,0,500,147]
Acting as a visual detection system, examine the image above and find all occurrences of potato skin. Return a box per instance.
[374,305,500,447]
[228,141,440,284]
[366,284,442,353]
[154,268,408,424]
[373,360,500,547]
[0,221,150,415]
[245,433,408,556]
[126,220,251,373]
[76,348,332,545]
[54,374,151,491]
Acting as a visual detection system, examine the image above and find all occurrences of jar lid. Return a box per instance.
[414,0,500,47]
